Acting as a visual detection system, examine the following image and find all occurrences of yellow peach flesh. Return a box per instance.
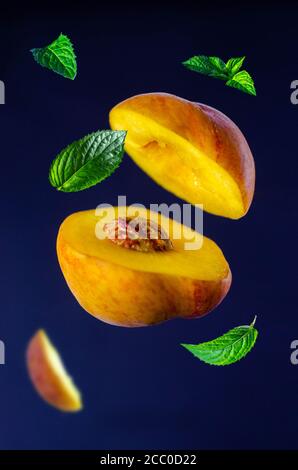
[57,206,231,327]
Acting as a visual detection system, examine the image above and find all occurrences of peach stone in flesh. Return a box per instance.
[57,206,232,327]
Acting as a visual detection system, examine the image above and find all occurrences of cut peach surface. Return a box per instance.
[109,93,255,219]
[26,330,82,412]
[57,206,231,327]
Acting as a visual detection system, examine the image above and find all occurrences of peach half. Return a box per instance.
[26,330,82,412]
[56,206,231,327]
[109,93,255,219]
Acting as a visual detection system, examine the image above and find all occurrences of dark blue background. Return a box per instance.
[0,1,297,450]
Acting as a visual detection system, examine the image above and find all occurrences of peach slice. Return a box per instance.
[109,93,255,219]
[26,330,82,412]
[57,206,231,327]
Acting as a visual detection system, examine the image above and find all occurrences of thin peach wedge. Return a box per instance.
[26,330,82,412]
[57,206,232,327]
[109,93,255,219]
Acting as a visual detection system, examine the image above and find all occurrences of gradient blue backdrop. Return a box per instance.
[0,1,297,450]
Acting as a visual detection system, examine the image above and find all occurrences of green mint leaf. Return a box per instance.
[181,316,258,366]
[49,130,126,192]
[208,56,227,76]
[225,56,246,76]
[31,33,77,80]
[183,54,256,96]
[182,55,228,80]
[226,70,256,96]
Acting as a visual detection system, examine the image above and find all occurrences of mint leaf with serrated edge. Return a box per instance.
[226,70,256,96]
[31,33,77,80]
[182,55,228,80]
[49,130,127,192]
[181,316,258,366]
[182,54,256,95]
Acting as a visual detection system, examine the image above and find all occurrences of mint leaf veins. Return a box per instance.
[181,316,258,366]
[182,55,256,95]
[49,130,127,192]
[31,33,77,80]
